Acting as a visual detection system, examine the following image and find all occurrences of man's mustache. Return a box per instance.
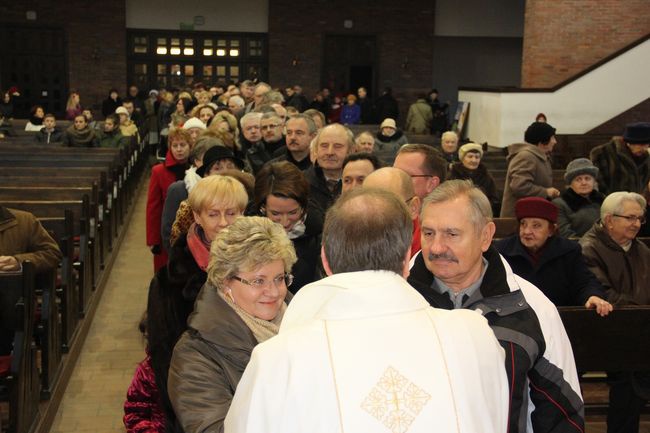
[428,253,458,263]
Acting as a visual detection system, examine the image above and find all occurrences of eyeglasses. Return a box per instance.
[260,124,280,131]
[231,273,294,289]
[409,174,433,178]
[612,214,646,224]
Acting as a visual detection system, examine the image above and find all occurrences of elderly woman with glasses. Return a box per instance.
[168,216,296,433]
[579,191,650,433]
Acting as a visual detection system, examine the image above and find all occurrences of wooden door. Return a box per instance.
[322,35,376,97]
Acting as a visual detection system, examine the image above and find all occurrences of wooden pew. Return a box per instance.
[558,306,650,415]
[0,262,40,433]
[0,141,140,238]
[0,186,100,293]
[0,199,92,328]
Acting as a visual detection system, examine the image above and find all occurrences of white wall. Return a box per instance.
[459,39,650,147]
[126,0,269,32]
[435,0,524,37]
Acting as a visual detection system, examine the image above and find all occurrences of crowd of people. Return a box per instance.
[1,78,649,433]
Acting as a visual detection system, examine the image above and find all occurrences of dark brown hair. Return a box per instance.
[254,161,310,213]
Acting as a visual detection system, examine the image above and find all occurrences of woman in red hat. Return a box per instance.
[494,196,612,315]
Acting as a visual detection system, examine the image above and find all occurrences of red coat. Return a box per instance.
[146,151,187,271]
[123,355,166,433]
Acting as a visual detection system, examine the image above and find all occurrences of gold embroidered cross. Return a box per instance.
[361,366,431,433]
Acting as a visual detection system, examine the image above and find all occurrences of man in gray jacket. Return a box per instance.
[500,122,560,217]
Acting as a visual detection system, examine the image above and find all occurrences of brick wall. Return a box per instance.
[268,0,435,124]
[521,0,650,88]
[0,1,127,112]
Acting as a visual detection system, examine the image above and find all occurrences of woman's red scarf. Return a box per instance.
[186,223,211,270]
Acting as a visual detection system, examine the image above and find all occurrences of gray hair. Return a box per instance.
[261,111,281,122]
[191,137,220,163]
[421,179,492,233]
[600,191,647,220]
[287,113,317,135]
[315,123,355,151]
[254,82,271,92]
[208,216,297,290]
[240,112,262,127]
[261,90,285,105]
[228,95,245,108]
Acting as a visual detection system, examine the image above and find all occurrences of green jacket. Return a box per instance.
[98,129,130,148]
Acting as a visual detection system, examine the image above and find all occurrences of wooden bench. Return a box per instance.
[0,262,40,433]
[558,306,650,415]
[0,137,146,430]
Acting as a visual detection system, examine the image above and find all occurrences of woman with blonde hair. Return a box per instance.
[65,92,82,120]
[140,175,249,432]
[208,110,243,157]
[168,216,296,433]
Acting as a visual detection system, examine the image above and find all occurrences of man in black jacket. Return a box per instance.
[408,179,584,433]
[304,123,353,212]
[35,113,64,144]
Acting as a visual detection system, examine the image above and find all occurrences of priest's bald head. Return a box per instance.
[362,167,421,220]
[321,188,413,277]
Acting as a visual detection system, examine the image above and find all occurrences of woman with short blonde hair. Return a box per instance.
[141,174,249,431]
[169,216,296,432]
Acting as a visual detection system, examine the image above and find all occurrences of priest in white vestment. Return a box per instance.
[225,188,509,433]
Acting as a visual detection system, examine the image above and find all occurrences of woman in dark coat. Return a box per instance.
[494,197,611,313]
[252,161,323,293]
[141,175,249,432]
[102,88,123,118]
[448,143,500,215]
[552,158,604,238]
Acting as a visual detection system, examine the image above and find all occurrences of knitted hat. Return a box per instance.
[524,122,556,145]
[183,117,207,130]
[196,145,244,177]
[458,142,483,161]
[115,106,129,116]
[515,197,558,223]
[564,158,598,183]
[623,122,650,144]
[380,118,397,129]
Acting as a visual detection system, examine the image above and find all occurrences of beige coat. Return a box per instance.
[500,143,553,217]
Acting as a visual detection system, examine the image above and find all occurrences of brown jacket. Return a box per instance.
[0,206,62,273]
[500,143,553,217]
[168,284,295,433]
[579,222,650,305]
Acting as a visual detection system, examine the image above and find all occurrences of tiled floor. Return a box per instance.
[48,182,152,433]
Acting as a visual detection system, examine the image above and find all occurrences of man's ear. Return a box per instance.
[401,248,412,278]
[481,221,496,251]
[428,176,441,193]
[408,196,421,220]
[320,246,333,276]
